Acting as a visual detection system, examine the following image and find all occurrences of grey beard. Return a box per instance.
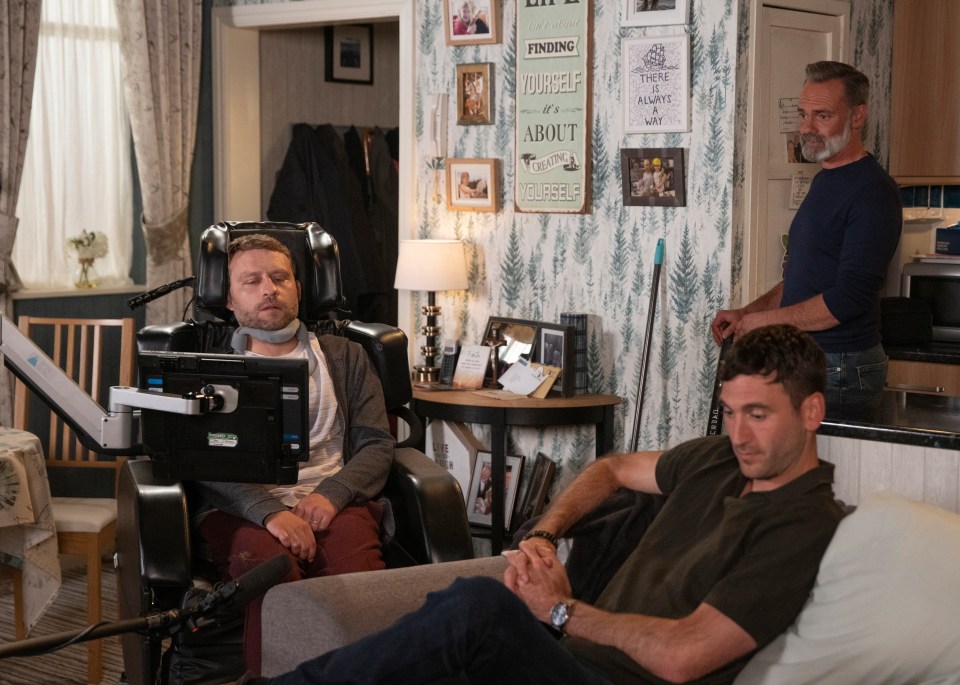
[801,118,852,163]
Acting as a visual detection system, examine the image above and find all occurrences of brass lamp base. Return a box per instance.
[414,365,441,383]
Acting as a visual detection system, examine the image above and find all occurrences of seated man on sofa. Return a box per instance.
[193,234,394,676]
[244,324,846,685]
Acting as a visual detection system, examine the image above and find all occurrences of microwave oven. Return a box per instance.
[901,261,960,342]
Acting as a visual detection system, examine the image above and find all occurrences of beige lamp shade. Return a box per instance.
[394,239,468,292]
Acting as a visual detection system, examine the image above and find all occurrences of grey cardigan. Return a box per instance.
[193,333,394,526]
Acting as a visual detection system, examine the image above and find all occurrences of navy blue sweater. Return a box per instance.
[781,154,902,353]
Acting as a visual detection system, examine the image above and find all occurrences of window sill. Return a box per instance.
[11,284,146,300]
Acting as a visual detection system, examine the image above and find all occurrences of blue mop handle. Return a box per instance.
[630,238,665,452]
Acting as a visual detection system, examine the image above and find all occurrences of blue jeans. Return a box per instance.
[263,577,616,685]
[823,344,887,415]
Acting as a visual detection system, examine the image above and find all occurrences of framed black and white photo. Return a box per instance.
[535,323,575,397]
[446,158,499,212]
[622,34,689,133]
[444,0,500,46]
[467,453,524,530]
[621,147,687,207]
[325,25,374,84]
[622,0,689,27]
[456,63,493,125]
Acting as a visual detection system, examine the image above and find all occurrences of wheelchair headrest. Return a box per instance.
[195,221,346,323]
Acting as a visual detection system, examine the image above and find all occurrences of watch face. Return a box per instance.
[550,602,569,629]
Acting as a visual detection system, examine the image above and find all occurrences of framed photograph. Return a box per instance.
[516,452,557,527]
[622,34,689,133]
[622,0,689,27]
[445,158,499,212]
[456,63,493,125]
[467,453,524,530]
[482,317,538,384]
[621,147,687,207]
[444,0,500,46]
[535,323,575,397]
[325,25,374,84]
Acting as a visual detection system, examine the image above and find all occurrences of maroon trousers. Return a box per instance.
[198,501,385,676]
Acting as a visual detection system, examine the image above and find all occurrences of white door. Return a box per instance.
[742,1,848,302]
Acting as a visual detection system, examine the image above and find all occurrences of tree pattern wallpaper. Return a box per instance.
[220,0,894,495]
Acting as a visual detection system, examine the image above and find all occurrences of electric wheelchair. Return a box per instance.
[115,221,472,684]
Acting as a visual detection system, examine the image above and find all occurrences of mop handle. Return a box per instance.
[630,238,664,452]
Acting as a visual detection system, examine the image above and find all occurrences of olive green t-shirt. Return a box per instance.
[563,435,844,685]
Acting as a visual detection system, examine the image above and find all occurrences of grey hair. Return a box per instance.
[805,61,869,108]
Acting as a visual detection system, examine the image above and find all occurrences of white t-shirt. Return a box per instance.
[251,338,343,506]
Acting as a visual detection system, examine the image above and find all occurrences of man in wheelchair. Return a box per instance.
[191,233,392,677]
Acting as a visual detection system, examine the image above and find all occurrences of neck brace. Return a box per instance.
[231,319,318,374]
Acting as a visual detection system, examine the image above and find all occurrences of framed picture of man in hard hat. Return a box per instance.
[620,147,686,207]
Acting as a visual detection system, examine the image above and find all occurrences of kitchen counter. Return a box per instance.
[885,340,960,365]
[823,390,960,450]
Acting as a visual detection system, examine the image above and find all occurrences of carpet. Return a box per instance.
[0,558,125,685]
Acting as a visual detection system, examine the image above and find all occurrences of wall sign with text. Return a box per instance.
[515,0,592,214]
[622,33,689,134]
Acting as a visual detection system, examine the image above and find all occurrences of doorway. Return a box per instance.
[210,0,415,331]
[741,0,849,302]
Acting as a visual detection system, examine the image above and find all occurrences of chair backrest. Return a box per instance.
[13,316,135,491]
[194,221,346,322]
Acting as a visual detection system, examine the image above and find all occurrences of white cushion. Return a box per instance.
[51,496,117,533]
[735,491,960,685]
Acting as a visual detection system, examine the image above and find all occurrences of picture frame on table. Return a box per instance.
[535,323,575,397]
[467,453,525,530]
[456,62,493,125]
[325,25,374,85]
[621,147,687,207]
[445,158,499,212]
[621,0,689,27]
[482,316,539,385]
[444,0,500,46]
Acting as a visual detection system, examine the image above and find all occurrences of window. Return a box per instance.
[13,0,133,289]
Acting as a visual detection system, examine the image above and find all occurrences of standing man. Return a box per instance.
[195,234,393,677]
[247,325,845,685]
[712,61,902,409]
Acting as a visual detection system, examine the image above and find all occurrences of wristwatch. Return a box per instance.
[550,599,576,633]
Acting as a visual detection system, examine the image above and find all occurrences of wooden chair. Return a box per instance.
[12,315,135,684]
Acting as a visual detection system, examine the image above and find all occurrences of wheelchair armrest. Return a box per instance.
[137,322,203,352]
[384,447,473,565]
[341,321,412,412]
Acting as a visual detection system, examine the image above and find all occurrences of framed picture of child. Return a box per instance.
[445,158,499,212]
[444,0,500,46]
[456,63,493,125]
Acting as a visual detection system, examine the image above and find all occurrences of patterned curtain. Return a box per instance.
[114,0,201,325]
[0,0,41,427]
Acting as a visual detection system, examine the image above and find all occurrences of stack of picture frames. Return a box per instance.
[619,0,691,208]
[444,2,501,213]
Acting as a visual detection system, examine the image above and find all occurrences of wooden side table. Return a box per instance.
[409,389,621,554]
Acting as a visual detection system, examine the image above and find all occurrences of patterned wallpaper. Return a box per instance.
[218,0,894,491]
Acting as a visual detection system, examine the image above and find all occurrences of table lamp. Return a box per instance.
[394,239,468,382]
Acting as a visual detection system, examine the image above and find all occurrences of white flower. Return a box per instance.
[67,230,109,261]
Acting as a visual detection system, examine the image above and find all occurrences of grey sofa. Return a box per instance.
[260,492,960,684]
[261,556,508,676]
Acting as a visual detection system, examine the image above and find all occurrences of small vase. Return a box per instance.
[74,258,99,288]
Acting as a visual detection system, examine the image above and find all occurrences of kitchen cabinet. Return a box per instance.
[886,360,960,396]
[889,0,960,183]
